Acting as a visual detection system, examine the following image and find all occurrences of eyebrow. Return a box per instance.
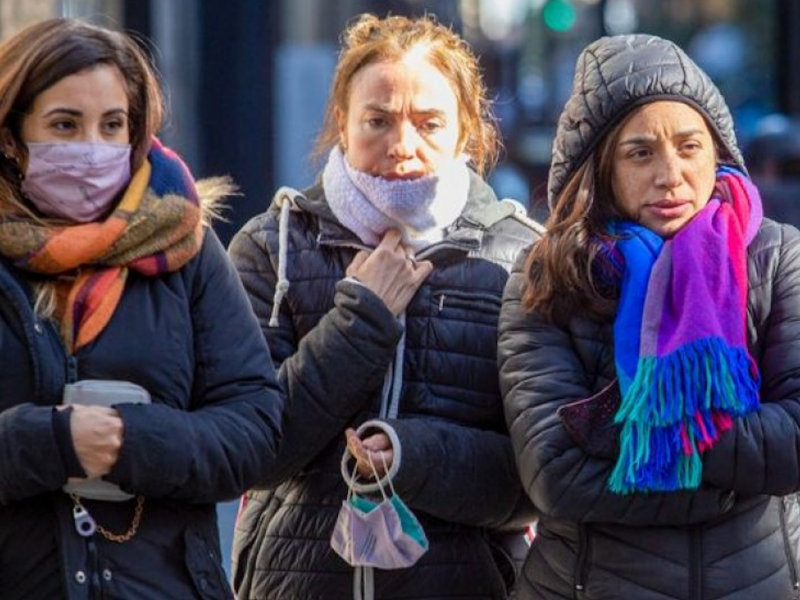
[619,128,707,146]
[42,107,128,118]
[362,103,446,118]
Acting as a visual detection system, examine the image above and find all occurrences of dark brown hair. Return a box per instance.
[522,120,626,324]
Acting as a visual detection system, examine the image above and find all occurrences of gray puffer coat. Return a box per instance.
[229,173,540,600]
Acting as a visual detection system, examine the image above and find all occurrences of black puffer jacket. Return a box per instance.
[499,219,800,599]
[0,227,283,600]
[229,173,540,600]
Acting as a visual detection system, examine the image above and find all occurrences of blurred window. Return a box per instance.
[506,0,776,138]
[0,0,123,39]
[460,0,777,210]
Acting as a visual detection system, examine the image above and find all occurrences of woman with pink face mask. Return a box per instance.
[0,18,283,600]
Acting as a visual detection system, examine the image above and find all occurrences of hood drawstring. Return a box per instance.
[354,310,405,600]
[269,187,301,328]
[379,311,406,420]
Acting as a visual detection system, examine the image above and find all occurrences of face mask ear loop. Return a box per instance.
[379,451,398,498]
[346,461,360,502]
[366,452,389,502]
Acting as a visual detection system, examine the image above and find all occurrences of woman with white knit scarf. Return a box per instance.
[229,13,540,600]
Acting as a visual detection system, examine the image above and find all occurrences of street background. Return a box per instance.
[1,0,799,578]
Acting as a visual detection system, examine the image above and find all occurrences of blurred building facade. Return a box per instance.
[1,0,799,234]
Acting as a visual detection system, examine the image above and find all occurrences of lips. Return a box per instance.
[646,199,691,220]
[383,171,426,180]
[650,198,689,209]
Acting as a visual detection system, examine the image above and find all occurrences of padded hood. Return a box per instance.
[548,33,746,208]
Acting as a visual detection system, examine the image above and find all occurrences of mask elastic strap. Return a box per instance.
[378,451,398,498]
[366,452,389,502]
[346,462,360,502]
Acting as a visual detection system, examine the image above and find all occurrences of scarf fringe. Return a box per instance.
[608,337,759,493]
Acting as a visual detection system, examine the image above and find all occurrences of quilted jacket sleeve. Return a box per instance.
[385,417,535,529]
[499,266,734,526]
[107,229,284,503]
[0,256,71,503]
[702,222,800,495]
[228,208,402,487]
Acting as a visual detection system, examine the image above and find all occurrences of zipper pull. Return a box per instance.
[73,504,97,537]
[438,294,445,311]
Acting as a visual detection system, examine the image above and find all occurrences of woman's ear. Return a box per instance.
[0,127,18,161]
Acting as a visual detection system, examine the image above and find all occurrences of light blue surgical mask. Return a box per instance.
[331,492,428,569]
[331,452,428,570]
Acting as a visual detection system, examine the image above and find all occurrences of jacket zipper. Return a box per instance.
[66,354,79,384]
[87,536,100,600]
[779,496,800,591]
[574,524,590,594]
[689,526,702,600]
[317,238,371,253]
[414,238,478,259]
[432,290,503,313]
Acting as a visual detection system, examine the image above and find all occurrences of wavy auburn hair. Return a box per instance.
[315,13,500,176]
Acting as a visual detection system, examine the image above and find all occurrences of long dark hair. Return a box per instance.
[522,121,626,324]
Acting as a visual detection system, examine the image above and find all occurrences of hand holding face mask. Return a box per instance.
[345,427,394,480]
[331,442,428,570]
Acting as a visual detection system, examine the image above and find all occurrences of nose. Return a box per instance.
[655,154,682,188]
[388,121,418,160]
[83,126,107,143]
[81,128,104,144]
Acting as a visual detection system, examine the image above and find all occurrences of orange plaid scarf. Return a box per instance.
[0,139,203,351]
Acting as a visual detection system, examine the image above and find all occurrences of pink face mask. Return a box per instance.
[21,142,132,223]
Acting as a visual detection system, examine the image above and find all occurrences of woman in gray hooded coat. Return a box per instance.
[499,34,800,599]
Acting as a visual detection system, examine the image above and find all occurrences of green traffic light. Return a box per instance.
[543,0,577,32]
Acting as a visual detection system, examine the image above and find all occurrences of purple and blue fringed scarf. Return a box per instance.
[603,166,762,493]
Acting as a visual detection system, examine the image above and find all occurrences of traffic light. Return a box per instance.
[543,0,576,32]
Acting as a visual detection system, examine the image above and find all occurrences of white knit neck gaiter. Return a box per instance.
[322,145,470,250]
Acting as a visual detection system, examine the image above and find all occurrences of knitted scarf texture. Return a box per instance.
[0,137,203,352]
[599,166,762,494]
[322,145,470,250]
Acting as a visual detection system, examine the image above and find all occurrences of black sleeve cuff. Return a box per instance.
[51,407,87,479]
